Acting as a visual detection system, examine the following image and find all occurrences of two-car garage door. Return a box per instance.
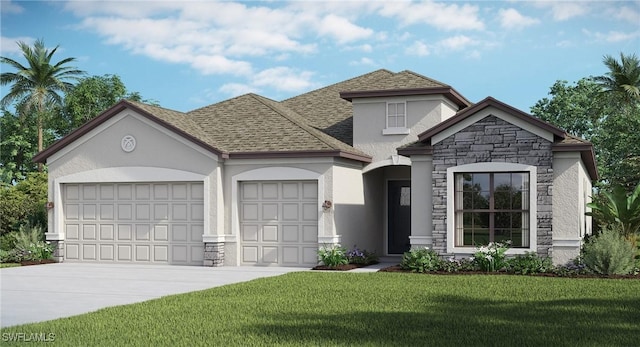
[63,182,204,265]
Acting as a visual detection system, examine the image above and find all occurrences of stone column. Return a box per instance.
[203,242,225,267]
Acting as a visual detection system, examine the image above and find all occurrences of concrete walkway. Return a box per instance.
[0,263,303,328]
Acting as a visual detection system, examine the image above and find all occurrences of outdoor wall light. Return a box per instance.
[322,200,332,210]
[46,202,54,210]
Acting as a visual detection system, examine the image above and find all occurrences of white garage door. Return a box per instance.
[63,182,204,265]
[240,181,318,266]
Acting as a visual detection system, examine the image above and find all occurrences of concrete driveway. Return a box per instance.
[0,263,304,328]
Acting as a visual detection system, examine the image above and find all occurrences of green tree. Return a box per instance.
[60,74,158,135]
[531,78,640,190]
[0,109,40,184]
[594,53,640,103]
[0,172,48,235]
[0,39,85,170]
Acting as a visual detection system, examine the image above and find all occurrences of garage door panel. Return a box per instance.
[282,225,299,242]
[66,244,79,259]
[242,225,258,241]
[154,245,169,262]
[118,245,132,261]
[262,204,278,220]
[100,225,114,240]
[191,225,203,242]
[100,185,115,200]
[83,185,98,200]
[100,245,114,261]
[282,204,298,220]
[83,244,97,260]
[242,246,258,263]
[262,246,278,263]
[117,185,133,200]
[82,225,97,240]
[63,182,204,265]
[135,245,150,261]
[154,225,169,241]
[172,225,188,241]
[262,225,278,242]
[83,205,97,220]
[302,225,318,242]
[135,224,150,241]
[240,181,318,266]
[100,204,114,220]
[66,225,79,240]
[118,225,132,240]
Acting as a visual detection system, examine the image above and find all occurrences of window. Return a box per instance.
[454,172,530,248]
[387,102,406,128]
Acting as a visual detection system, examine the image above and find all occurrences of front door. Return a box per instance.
[388,180,411,254]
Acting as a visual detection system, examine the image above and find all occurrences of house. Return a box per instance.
[33,69,597,267]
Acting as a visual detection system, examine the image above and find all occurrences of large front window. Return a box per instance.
[454,172,530,248]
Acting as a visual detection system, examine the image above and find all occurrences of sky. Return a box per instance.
[1,0,639,113]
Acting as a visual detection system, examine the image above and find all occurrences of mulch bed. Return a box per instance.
[20,259,57,266]
[312,262,378,271]
[378,264,640,279]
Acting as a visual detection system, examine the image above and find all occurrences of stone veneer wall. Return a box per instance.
[204,242,225,266]
[431,115,553,257]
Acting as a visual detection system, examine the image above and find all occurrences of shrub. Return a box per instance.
[400,248,442,273]
[12,224,53,262]
[0,231,17,251]
[552,258,592,277]
[440,257,478,272]
[507,252,553,275]
[346,245,379,265]
[0,172,48,235]
[317,244,348,267]
[472,241,510,272]
[582,227,636,275]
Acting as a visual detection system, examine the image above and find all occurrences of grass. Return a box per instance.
[0,263,20,268]
[1,272,639,346]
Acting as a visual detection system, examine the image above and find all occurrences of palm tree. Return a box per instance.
[594,52,640,103]
[1,39,84,170]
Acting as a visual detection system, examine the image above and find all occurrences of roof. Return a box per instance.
[398,96,598,180]
[33,100,223,163]
[187,93,371,161]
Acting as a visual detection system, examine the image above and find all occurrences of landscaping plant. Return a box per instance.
[346,245,378,265]
[400,247,442,273]
[582,227,636,275]
[587,183,640,238]
[472,241,510,272]
[10,224,53,262]
[317,244,348,267]
[506,252,553,275]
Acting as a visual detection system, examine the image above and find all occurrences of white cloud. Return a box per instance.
[349,57,376,66]
[317,14,373,44]
[438,35,474,51]
[498,8,540,30]
[378,1,484,31]
[533,1,589,21]
[251,67,316,92]
[607,5,640,24]
[405,41,430,56]
[0,0,24,15]
[218,83,258,97]
[0,36,34,55]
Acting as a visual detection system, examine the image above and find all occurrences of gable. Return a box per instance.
[46,110,219,175]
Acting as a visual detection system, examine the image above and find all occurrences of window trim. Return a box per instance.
[383,101,410,135]
[446,162,537,255]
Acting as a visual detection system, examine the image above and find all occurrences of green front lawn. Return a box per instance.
[2,272,638,346]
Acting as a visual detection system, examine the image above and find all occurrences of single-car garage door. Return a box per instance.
[63,182,204,265]
[240,181,318,266]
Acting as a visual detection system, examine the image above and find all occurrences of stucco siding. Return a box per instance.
[331,163,372,251]
[552,152,592,264]
[409,155,433,247]
[46,111,220,245]
[352,96,458,162]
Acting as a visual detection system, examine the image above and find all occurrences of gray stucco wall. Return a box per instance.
[431,115,554,257]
